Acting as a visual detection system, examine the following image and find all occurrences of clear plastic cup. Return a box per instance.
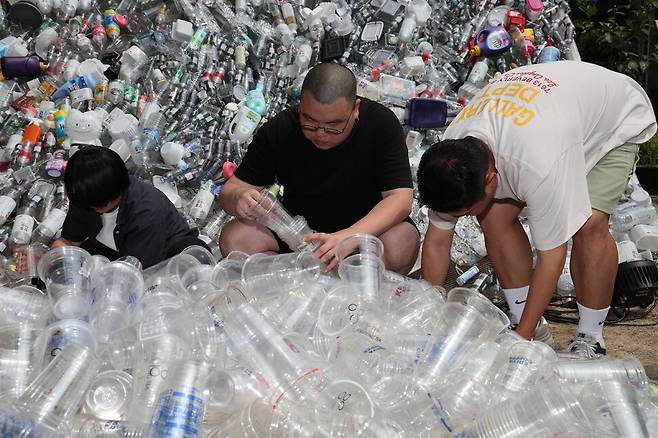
[211,251,249,291]
[126,333,190,423]
[241,251,321,301]
[90,261,144,343]
[14,343,100,433]
[414,287,510,388]
[206,400,278,437]
[148,360,212,438]
[453,382,591,437]
[102,325,138,372]
[41,318,97,368]
[211,285,321,406]
[205,367,268,417]
[131,276,188,325]
[582,379,649,437]
[181,264,218,304]
[37,246,94,320]
[317,284,385,342]
[338,253,385,304]
[0,285,49,324]
[0,407,65,438]
[313,376,376,437]
[0,322,46,403]
[493,340,557,403]
[84,370,133,420]
[181,244,217,266]
[74,417,148,438]
[335,233,385,264]
[250,189,314,251]
[265,283,327,336]
[554,357,648,389]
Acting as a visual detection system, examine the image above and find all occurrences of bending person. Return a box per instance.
[52,146,208,268]
[417,61,656,355]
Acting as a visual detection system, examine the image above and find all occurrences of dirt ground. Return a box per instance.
[549,305,658,380]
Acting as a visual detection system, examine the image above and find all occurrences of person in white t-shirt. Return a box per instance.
[417,61,657,356]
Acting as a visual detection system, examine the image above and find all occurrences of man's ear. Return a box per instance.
[353,98,361,120]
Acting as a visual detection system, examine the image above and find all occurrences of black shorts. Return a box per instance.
[270,217,419,254]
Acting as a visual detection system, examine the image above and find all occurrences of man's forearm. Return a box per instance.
[421,243,451,285]
[345,194,411,236]
[218,183,241,216]
[516,244,567,339]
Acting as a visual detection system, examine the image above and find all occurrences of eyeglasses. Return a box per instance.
[299,105,355,135]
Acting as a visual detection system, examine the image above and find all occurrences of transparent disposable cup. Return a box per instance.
[138,301,218,361]
[41,319,97,368]
[338,253,385,303]
[37,246,94,320]
[0,285,49,324]
[180,244,217,266]
[126,333,190,423]
[131,276,188,325]
[90,261,144,343]
[147,360,212,438]
[583,379,650,437]
[415,287,509,387]
[102,325,138,371]
[84,370,133,420]
[211,251,249,291]
[241,251,321,300]
[74,417,148,438]
[206,400,278,437]
[0,407,66,438]
[384,271,445,332]
[205,367,268,417]
[181,264,218,304]
[316,284,385,340]
[14,343,100,433]
[554,356,648,388]
[453,382,591,437]
[250,189,314,251]
[494,340,557,403]
[313,377,376,437]
[335,233,385,264]
[266,283,327,336]
[0,322,46,403]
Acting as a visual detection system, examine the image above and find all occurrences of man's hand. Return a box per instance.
[234,188,267,221]
[304,229,353,272]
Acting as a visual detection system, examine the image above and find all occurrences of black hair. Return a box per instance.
[301,63,356,104]
[64,146,130,209]
[417,136,490,213]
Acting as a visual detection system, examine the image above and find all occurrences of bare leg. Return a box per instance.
[477,201,532,288]
[378,221,420,275]
[219,218,281,257]
[570,210,617,309]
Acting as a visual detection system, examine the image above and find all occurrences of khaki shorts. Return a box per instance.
[587,143,640,215]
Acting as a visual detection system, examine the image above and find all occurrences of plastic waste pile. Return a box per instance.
[0,0,656,436]
[0,228,657,437]
[0,0,584,277]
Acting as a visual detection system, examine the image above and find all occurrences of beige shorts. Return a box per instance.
[586,143,640,215]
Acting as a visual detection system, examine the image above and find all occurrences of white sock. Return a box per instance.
[503,285,529,325]
[576,302,609,347]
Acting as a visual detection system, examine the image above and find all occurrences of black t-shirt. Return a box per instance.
[61,176,193,268]
[234,98,413,233]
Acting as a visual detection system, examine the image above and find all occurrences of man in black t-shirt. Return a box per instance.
[218,63,419,274]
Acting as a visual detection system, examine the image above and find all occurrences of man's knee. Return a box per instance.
[379,222,420,274]
[219,219,277,256]
[574,212,611,243]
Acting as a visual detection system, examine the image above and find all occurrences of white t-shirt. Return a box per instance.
[96,208,119,251]
[430,61,657,251]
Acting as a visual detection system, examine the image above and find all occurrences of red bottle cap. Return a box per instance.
[222,161,237,179]
[113,13,128,27]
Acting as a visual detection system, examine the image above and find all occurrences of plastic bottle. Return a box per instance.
[188,180,215,225]
[33,187,68,244]
[0,182,30,226]
[10,194,43,247]
[16,123,42,168]
[468,26,513,58]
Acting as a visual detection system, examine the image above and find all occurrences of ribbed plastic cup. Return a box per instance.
[84,370,133,420]
[0,322,45,402]
[14,344,100,434]
[37,246,94,320]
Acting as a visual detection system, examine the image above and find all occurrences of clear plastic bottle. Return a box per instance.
[201,210,229,241]
[33,188,68,244]
[611,205,658,233]
[0,182,30,226]
[10,194,43,247]
[188,180,215,225]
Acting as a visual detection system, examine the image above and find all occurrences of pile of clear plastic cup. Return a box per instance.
[0,237,656,437]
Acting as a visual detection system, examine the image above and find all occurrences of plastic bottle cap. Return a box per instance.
[222,161,237,179]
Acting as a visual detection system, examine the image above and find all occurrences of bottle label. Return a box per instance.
[39,208,66,235]
[12,214,35,239]
[0,196,16,223]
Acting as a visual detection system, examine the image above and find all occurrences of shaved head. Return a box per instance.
[301,63,357,104]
